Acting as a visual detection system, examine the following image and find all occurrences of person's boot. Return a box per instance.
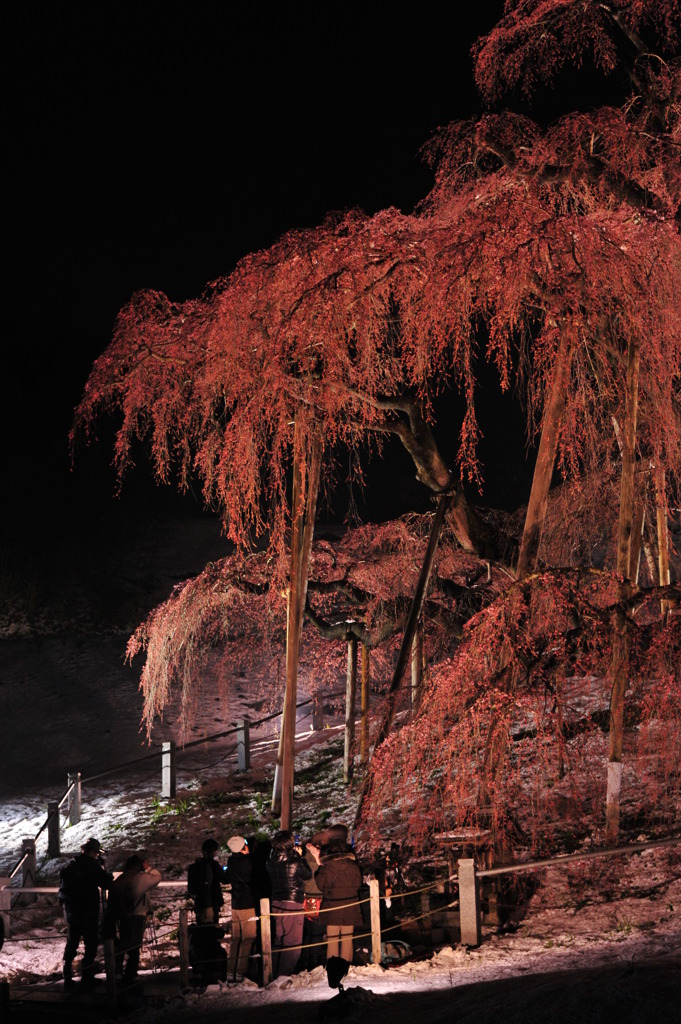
[80,963,97,988]
[63,961,75,989]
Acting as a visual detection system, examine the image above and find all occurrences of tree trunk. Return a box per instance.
[516,332,573,579]
[479,335,572,817]
[606,336,640,844]
[272,418,322,828]
[374,490,452,746]
[354,490,452,826]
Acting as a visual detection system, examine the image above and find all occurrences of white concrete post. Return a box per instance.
[162,741,176,799]
[67,772,81,826]
[458,858,481,946]
[236,718,251,772]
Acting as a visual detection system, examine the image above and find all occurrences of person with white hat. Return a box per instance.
[225,836,256,982]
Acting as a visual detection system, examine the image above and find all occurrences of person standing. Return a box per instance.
[315,835,363,966]
[58,837,113,988]
[266,830,312,976]
[300,834,325,969]
[188,838,228,924]
[107,852,162,986]
[225,836,256,982]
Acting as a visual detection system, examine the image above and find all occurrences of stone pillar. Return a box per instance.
[458,858,481,947]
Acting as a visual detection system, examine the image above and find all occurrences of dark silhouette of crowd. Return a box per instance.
[55,824,403,991]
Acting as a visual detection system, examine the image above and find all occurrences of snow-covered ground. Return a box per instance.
[2,684,680,1022]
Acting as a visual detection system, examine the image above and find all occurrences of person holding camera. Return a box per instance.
[107,851,162,986]
[225,836,256,982]
[58,837,113,988]
[188,838,229,925]
[266,830,312,976]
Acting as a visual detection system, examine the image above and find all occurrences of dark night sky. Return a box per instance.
[4,1,530,591]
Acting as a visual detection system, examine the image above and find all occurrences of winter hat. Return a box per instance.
[82,838,102,854]
[227,836,247,853]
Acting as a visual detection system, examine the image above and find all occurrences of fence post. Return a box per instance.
[104,937,117,1009]
[312,694,324,731]
[0,878,10,940]
[260,897,273,986]
[162,742,176,799]
[67,772,81,826]
[20,840,37,906]
[178,908,189,987]
[236,718,251,772]
[369,877,381,964]
[47,800,60,859]
[420,890,432,942]
[458,858,481,947]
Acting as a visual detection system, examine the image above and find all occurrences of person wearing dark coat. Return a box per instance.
[225,836,256,982]
[315,837,363,964]
[58,837,113,988]
[266,830,312,976]
[188,838,229,924]
[300,835,325,969]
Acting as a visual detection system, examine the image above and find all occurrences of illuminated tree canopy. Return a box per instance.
[75,0,681,850]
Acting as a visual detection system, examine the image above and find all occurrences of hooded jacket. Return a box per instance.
[315,849,363,927]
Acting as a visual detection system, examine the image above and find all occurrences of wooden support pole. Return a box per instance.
[654,463,671,621]
[0,878,10,940]
[360,645,370,765]
[607,336,640,845]
[236,718,251,772]
[369,878,382,964]
[344,637,357,784]
[260,897,273,986]
[420,890,432,942]
[161,742,176,799]
[178,908,189,988]
[458,858,481,947]
[312,694,324,731]
[47,800,60,859]
[411,620,423,708]
[278,424,322,830]
[67,772,81,826]
[20,840,36,907]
